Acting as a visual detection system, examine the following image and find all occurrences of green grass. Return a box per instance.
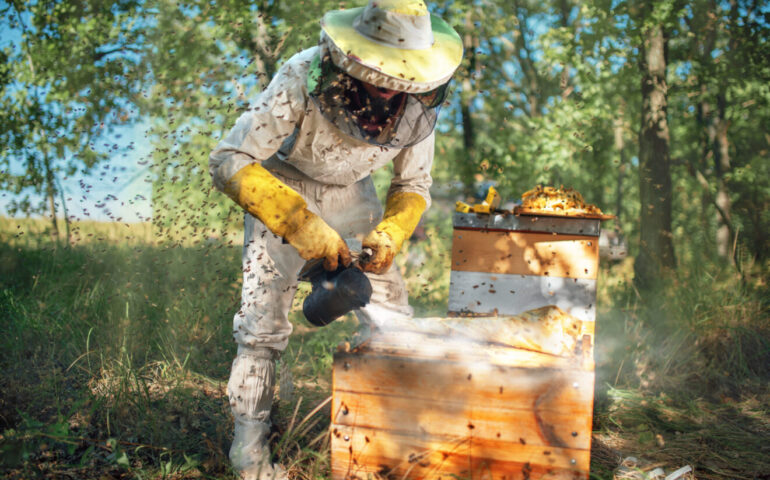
[0,221,244,478]
[1,216,768,479]
[0,215,451,479]
[591,256,770,479]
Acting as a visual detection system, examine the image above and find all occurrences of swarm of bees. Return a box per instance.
[520,185,604,216]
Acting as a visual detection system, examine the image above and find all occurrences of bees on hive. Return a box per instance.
[520,185,604,216]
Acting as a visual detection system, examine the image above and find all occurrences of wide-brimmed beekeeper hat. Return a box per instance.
[320,0,464,94]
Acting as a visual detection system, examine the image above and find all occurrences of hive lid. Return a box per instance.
[342,306,593,366]
[453,211,602,235]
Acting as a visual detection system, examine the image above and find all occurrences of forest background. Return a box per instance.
[1,0,768,479]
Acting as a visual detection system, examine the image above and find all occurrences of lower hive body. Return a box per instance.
[330,309,594,480]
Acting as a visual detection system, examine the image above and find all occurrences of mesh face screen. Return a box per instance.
[307,53,442,149]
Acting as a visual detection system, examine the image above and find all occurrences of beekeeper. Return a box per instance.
[209,1,463,478]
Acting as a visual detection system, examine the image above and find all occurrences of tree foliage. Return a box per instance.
[430,0,768,274]
[139,0,344,237]
[1,0,768,277]
[0,0,146,239]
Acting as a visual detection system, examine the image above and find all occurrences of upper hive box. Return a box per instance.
[448,211,603,323]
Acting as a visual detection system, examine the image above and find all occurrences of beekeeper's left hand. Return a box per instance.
[360,192,426,274]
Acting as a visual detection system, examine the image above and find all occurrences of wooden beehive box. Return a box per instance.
[330,307,595,480]
[330,210,609,479]
[448,211,604,323]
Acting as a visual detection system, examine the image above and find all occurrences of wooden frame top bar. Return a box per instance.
[453,212,602,236]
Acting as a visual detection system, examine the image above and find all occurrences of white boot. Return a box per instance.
[230,418,287,480]
[228,347,288,480]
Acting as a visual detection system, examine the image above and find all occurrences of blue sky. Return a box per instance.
[0,3,153,223]
[0,117,154,224]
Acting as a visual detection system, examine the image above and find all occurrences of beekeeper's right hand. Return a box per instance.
[225,163,352,271]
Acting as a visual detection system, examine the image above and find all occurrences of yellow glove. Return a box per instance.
[225,163,351,271]
[360,191,426,274]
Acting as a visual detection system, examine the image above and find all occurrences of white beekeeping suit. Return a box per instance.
[209,1,462,479]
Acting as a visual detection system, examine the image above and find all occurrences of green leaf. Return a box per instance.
[115,450,130,469]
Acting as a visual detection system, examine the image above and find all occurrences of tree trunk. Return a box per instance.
[614,115,626,223]
[43,151,59,243]
[697,84,716,237]
[691,0,734,262]
[57,176,71,246]
[714,92,732,260]
[634,19,676,290]
[253,8,277,90]
[460,95,475,168]
[458,11,478,195]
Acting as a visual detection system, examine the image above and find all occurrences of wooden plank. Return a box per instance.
[363,332,583,366]
[331,424,590,480]
[357,307,590,360]
[447,271,597,322]
[333,354,594,417]
[357,334,595,371]
[451,230,599,280]
[331,391,592,450]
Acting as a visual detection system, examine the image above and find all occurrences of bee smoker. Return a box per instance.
[300,251,373,327]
